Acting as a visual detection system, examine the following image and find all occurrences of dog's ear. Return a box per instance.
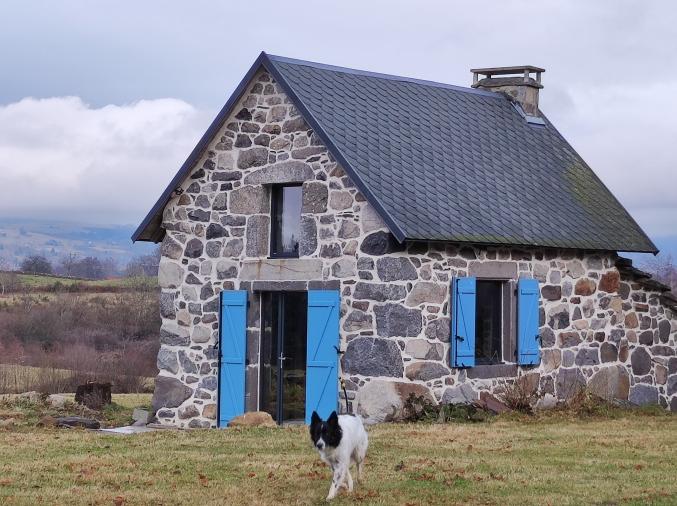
[310,411,321,426]
[327,411,339,426]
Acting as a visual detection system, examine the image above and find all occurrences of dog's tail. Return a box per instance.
[335,345,353,415]
[340,377,352,414]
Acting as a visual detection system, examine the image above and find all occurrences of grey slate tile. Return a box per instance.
[269,56,655,252]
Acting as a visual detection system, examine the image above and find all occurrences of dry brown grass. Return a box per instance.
[0,409,675,505]
[0,363,154,395]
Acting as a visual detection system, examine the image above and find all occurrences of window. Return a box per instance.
[451,277,540,367]
[475,281,504,364]
[270,185,302,257]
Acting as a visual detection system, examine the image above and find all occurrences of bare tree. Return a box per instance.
[0,257,19,294]
[99,257,118,279]
[59,252,79,277]
[20,255,53,274]
[125,246,161,277]
[70,256,104,279]
[641,254,677,292]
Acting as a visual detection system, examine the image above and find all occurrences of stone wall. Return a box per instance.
[152,70,677,428]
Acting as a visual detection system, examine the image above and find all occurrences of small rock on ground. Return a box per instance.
[47,394,69,408]
[228,411,276,428]
[56,416,101,429]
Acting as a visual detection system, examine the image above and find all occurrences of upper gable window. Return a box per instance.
[270,185,302,258]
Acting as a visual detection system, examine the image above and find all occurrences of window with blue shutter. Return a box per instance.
[218,290,247,426]
[305,290,339,424]
[451,277,476,368]
[517,278,541,365]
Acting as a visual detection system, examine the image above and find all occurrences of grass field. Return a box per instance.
[0,393,152,428]
[0,409,675,505]
[12,274,156,290]
[0,364,154,395]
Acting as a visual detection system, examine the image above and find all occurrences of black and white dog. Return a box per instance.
[309,411,368,501]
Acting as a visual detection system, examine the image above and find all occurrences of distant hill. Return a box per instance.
[0,216,673,274]
[0,217,155,269]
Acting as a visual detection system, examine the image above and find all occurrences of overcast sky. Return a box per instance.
[0,1,675,246]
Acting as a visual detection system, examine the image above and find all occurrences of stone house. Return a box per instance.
[133,53,677,428]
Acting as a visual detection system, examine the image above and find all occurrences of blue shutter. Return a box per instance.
[218,290,247,426]
[451,277,476,368]
[305,290,339,424]
[517,278,541,365]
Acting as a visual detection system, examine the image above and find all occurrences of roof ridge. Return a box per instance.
[266,53,500,99]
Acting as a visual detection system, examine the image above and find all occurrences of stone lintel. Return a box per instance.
[469,261,518,279]
[239,259,323,281]
[252,280,308,292]
[243,161,314,185]
[466,363,518,379]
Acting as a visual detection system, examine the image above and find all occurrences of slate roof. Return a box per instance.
[133,52,657,253]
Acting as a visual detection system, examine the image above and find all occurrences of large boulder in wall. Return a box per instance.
[587,365,630,400]
[355,380,434,424]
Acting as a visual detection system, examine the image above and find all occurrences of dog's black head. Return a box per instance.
[309,411,342,450]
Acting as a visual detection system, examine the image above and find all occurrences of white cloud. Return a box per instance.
[0,76,675,242]
[0,1,675,244]
[0,96,208,224]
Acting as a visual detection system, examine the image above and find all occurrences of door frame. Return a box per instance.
[258,290,308,424]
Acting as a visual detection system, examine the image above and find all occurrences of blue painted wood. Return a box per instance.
[218,290,247,427]
[451,277,476,368]
[517,278,541,365]
[305,290,340,424]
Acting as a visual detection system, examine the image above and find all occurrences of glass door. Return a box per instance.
[260,292,307,423]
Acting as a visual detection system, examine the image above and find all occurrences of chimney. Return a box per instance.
[471,66,545,115]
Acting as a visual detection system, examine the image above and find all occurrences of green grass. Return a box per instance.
[0,393,152,429]
[0,409,675,505]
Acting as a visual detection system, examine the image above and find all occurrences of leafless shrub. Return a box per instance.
[0,271,20,295]
[497,378,541,414]
[402,393,493,423]
[641,254,677,292]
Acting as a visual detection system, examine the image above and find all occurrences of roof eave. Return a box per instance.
[263,54,407,243]
[405,236,658,255]
[132,50,407,244]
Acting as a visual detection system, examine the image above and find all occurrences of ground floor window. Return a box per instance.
[452,277,540,367]
[475,280,504,364]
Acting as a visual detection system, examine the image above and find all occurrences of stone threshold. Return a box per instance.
[466,364,519,379]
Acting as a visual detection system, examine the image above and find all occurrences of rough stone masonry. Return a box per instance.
[152,70,677,428]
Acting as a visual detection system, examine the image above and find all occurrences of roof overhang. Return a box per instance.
[132,51,405,244]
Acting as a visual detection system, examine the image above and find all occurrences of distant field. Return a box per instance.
[11,273,156,290]
[0,364,72,394]
[0,392,151,408]
[0,364,154,395]
[0,410,675,505]
[0,218,155,269]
